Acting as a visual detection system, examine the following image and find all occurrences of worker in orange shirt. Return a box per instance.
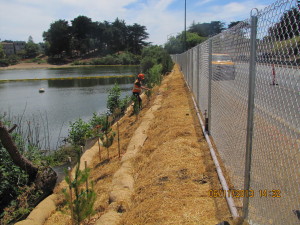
[132,73,150,109]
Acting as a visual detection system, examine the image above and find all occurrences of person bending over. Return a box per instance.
[132,73,150,109]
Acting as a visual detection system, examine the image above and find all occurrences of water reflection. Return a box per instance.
[0,66,137,150]
[0,65,139,80]
[48,65,139,74]
[47,76,135,88]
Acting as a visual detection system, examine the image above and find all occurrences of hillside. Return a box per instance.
[17,64,233,225]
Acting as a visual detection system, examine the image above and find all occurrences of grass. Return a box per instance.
[44,65,232,225]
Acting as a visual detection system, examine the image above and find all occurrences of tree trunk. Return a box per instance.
[0,121,58,222]
[0,121,38,182]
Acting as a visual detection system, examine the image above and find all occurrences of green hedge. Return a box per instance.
[0,55,20,67]
[140,46,174,87]
[72,52,141,66]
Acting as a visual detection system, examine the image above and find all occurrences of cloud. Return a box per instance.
[0,1,54,42]
[153,0,175,10]
[196,0,214,7]
[0,0,273,45]
[123,0,181,44]
[0,0,141,42]
[71,0,181,45]
[187,1,270,26]
[58,0,138,19]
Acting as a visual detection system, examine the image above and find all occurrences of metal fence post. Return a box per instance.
[196,45,200,104]
[190,50,192,87]
[189,50,192,87]
[186,52,188,82]
[182,55,184,77]
[185,53,187,80]
[186,52,188,80]
[243,9,258,219]
[191,49,194,91]
[207,39,212,134]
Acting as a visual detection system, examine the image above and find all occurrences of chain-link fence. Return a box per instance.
[172,0,300,224]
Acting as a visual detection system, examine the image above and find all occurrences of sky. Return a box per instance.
[0,0,275,45]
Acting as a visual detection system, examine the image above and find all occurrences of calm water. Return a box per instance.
[0,66,138,150]
[0,65,137,80]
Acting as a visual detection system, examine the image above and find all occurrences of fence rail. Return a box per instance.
[172,0,300,224]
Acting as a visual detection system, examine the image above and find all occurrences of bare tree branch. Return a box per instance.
[8,124,17,133]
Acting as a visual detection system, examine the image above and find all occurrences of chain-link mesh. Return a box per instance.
[171,0,300,224]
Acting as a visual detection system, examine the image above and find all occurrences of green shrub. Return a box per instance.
[0,145,29,205]
[101,55,116,65]
[89,113,106,128]
[131,95,140,115]
[119,95,131,114]
[89,58,103,65]
[160,51,174,74]
[107,83,121,114]
[0,55,21,67]
[148,64,163,87]
[141,46,173,74]
[7,55,20,65]
[63,149,96,225]
[0,116,74,223]
[140,56,155,73]
[23,144,45,165]
[139,46,173,93]
[68,118,92,146]
[71,60,81,65]
[98,116,115,159]
[0,119,30,223]
[119,52,133,64]
[0,59,9,67]
[1,185,40,224]
[118,52,140,65]
[30,58,46,64]
[77,52,141,66]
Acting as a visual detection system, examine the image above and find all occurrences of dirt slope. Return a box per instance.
[43,64,231,225]
[119,65,230,225]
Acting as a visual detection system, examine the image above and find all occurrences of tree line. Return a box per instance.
[164,20,238,54]
[164,6,300,54]
[43,16,150,58]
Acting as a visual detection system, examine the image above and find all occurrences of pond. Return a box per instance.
[0,66,139,150]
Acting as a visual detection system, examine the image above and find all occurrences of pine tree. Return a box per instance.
[63,149,96,225]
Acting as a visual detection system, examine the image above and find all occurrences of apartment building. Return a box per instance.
[2,42,15,56]
[14,41,26,53]
[1,41,26,56]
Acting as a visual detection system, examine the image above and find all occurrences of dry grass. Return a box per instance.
[120,66,231,225]
[44,85,155,225]
[44,65,232,225]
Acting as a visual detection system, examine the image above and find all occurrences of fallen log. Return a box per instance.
[0,120,57,223]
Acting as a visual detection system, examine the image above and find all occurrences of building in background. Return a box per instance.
[2,42,15,56]
[1,41,26,56]
[14,41,26,54]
